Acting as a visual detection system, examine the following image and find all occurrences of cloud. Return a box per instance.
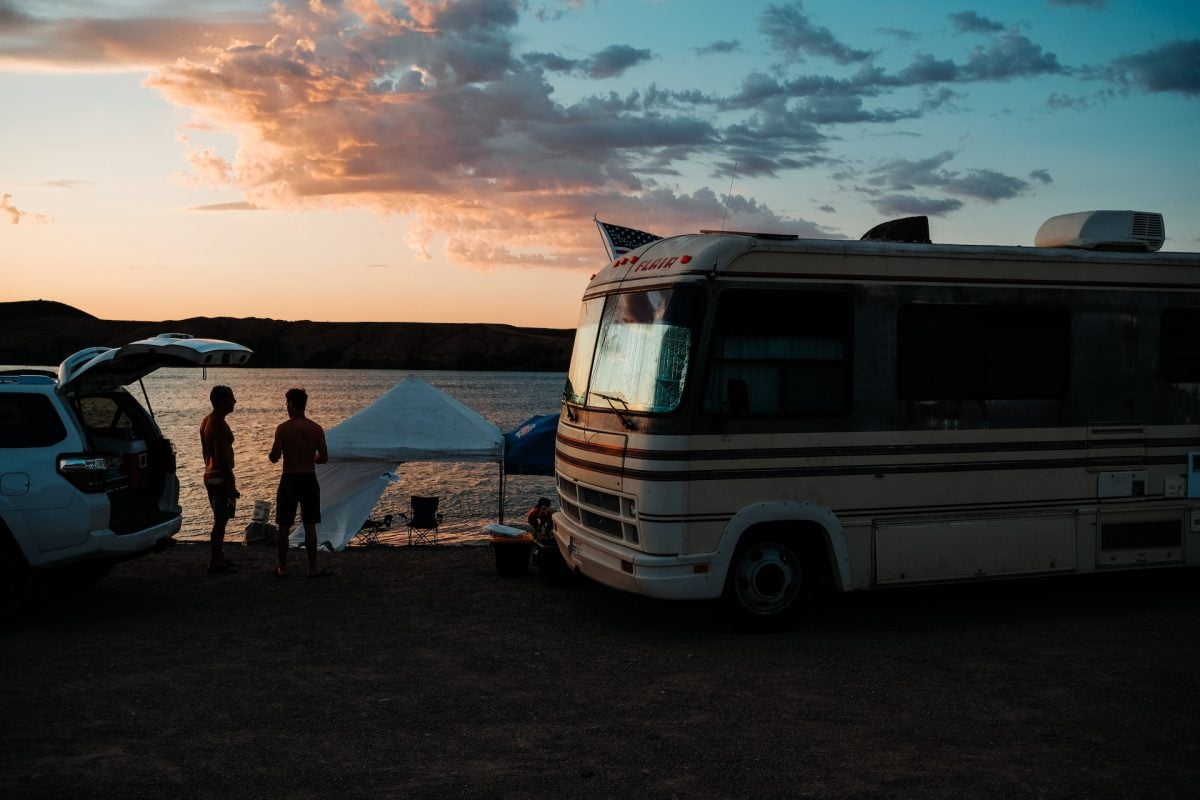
[188,201,261,211]
[1109,39,1200,96]
[760,2,873,65]
[1045,90,1112,110]
[878,28,917,44]
[1047,0,1107,8]
[523,44,653,79]
[176,137,236,187]
[950,12,1005,34]
[137,2,832,265]
[584,44,653,79]
[694,39,741,56]
[522,51,577,73]
[1028,169,1053,184]
[29,179,92,189]
[873,194,964,217]
[1,192,52,224]
[866,151,1035,208]
[6,1,1090,267]
[961,31,1067,80]
[0,6,276,71]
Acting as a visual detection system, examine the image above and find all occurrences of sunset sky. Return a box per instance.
[2,0,1198,328]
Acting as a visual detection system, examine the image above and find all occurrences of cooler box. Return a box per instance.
[252,500,272,523]
[93,435,149,490]
[485,523,533,577]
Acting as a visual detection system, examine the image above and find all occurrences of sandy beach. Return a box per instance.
[2,541,1199,799]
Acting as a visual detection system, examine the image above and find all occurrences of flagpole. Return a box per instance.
[595,217,616,261]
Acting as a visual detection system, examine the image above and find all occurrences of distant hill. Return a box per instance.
[0,302,574,371]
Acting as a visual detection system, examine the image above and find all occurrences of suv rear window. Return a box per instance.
[0,393,68,447]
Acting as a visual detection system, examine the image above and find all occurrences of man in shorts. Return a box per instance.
[269,387,330,577]
[200,385,239,573]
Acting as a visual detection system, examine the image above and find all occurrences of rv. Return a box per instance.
[551,211,1200,627]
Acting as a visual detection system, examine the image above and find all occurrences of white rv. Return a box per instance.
[551,211,1200,628]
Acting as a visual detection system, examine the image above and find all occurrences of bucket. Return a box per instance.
[485,524,533,577]
[534,539,570,586]
[252,500,272,524]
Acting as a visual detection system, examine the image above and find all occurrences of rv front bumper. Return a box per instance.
[552,518,723,601]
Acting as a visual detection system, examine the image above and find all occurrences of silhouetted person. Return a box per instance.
[269,388,330,577]
[200,385,238,573]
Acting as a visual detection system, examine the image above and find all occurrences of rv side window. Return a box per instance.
[1159,309,1200,382]
[704,290,852,416]
[897,305,1070,400]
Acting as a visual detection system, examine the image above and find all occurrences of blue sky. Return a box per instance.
[1,0,1197,326]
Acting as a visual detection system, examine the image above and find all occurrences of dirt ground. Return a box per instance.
[2,541,1199,800]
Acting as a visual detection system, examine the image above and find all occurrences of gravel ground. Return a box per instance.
[2,542,1199,799]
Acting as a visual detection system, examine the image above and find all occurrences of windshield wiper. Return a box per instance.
[592,392,636,431]
[562,383,578,422]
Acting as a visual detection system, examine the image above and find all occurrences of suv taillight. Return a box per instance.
[161,439,177,473]
[58,454,122,493]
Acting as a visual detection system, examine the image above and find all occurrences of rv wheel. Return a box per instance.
[726,536,805,631]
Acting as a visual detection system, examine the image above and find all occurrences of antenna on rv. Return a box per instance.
[711,161,739,277]
[718,162,739,234]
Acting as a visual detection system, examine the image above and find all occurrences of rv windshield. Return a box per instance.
[568,286,703,414]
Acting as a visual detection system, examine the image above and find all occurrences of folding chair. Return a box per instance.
[356,513,392,547]
[404,496,442,545]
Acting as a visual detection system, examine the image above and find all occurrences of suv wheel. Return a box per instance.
[1,536,30,618]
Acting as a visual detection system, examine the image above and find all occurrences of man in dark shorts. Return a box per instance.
[200,385,238,573]
[268,387,330,577]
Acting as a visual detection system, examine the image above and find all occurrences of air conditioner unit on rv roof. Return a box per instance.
[1034,210,1165,252]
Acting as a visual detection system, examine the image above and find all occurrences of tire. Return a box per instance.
[0,536,30,620]
[725,535,807,631]
[71,559,115,589]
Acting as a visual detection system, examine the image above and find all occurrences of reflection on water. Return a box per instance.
[39,366,563,546]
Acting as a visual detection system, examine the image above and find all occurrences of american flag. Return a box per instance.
[596,219,663,261]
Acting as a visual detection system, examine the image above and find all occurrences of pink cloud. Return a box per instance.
[1,193,52,224]
[140,1,823,266]
[0,12,278,71]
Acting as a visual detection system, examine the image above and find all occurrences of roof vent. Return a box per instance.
[860,216,931,244]
[1034,210,1165,252]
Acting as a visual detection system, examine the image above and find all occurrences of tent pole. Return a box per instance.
[498,462,505,524]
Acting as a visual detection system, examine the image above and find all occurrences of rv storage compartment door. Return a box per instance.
[875,514,1077,585]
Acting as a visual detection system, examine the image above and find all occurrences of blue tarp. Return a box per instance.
[503,414,558,475]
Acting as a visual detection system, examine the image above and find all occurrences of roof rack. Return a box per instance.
[699,230,799,240]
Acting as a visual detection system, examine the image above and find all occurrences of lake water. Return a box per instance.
[12,366,565,546]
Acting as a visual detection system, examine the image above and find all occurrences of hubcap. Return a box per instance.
[734,541,801,615]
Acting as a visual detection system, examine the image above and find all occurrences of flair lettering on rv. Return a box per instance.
[635,256,678,272]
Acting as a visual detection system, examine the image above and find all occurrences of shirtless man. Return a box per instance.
[200,385,238,573]
[269,388,330,577]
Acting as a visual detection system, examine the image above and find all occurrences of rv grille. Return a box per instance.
[1130,213,1165,249]
[556,475,640,547]
[584,511,624,538]
[581,486,621,512]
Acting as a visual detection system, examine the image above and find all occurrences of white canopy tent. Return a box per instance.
[287,376,504,551]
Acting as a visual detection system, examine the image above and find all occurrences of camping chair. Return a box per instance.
[404,496,442,545]
[356,513,393,547]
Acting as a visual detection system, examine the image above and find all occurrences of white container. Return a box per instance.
[484,523,527,538]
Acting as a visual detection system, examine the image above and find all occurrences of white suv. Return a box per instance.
[0,334,251,610]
